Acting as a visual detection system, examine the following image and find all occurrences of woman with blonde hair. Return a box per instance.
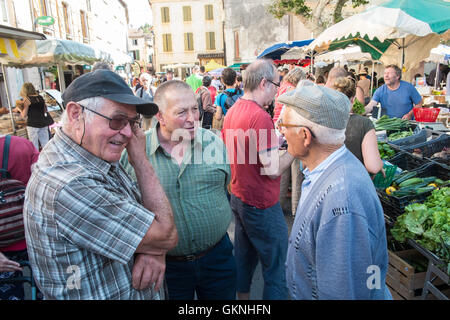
[334,76,383,175]
[19,82,51,150]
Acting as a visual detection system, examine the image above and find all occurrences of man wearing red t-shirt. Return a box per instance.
[222,59,294,300]
[0,135,39,299]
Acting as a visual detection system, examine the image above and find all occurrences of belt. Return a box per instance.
[166,236,224,262]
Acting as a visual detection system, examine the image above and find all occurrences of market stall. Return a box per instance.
[306,0,450,82]
[257,39,314,60]
[371,114,450,300]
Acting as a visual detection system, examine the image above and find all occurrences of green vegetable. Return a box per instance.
[388,128,414,141]
[352,98,365,115]
[375,116,409,131]
[377,142,396,160]
[399,177,424,188]
[391,187,450,275]
[393,171,417,184]
[416,186,437,194]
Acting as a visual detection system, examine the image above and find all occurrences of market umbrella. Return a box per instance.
[426,44,450,64]
[204,59,226,72]
[208,67,224,76]
[257,39,314,60]
[307,0,450,80]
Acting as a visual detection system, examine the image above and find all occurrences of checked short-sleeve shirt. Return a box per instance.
[23,129,157,300]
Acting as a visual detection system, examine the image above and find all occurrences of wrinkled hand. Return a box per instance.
[132,253,166,292]
[126,124,147,167]
[0,252,22,272]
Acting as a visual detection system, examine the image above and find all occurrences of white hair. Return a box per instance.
[286,107,346,146]
[61,96,108,126]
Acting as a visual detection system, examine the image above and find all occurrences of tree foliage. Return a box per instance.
[268,0,369,33]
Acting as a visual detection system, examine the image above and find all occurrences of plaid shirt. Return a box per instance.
[120,126,232,256]
[23,129,157,300]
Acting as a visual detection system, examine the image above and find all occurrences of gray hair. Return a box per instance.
[61,96,107,126]
[326,67,348,86]
[286,107,346,146]
[243,59,276,92]
[283,68,306,87]
[153,80,193,113]
[92,61,112,72]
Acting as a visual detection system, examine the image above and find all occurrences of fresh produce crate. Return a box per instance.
[400,133,450,158]
[386,249,429,300]
[388,129,427,147]
[387,152,428,171]
[413,107,441,123]
[377,162,450,217]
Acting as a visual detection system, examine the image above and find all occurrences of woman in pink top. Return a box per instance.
[273,68,306,124]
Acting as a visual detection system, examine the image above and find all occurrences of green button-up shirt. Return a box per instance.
[120,126,232,256]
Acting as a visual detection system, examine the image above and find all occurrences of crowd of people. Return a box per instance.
[1,55,433,300]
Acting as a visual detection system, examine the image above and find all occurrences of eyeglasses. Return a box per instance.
[278,119,316,138]
[79,104,141,131]
[265,78,280,87]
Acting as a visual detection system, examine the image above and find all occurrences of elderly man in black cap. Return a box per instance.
[278,81,391,300]
[23,70,178,300]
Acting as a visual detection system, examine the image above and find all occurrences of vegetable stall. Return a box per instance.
[371,112,450,300]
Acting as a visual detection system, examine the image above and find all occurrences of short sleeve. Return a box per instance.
[409,84,422,105]
[54,176,154,264]
[254,112,278,154]
[362,116,375,136]
[372,87,382,103]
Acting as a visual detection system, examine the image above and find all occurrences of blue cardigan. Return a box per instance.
[286,148,392,300]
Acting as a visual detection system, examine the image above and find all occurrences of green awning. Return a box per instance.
[328,34,394,61]
[228,62,249,70]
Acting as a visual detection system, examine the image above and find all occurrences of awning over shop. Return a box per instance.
[228,62,249,70]
[13,39,112,67]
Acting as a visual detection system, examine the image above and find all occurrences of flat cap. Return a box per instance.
[277,81,351,130]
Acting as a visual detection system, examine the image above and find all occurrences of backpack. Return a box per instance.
[196,87,208,121]
[222,88,243,115]
[0,135,27,249]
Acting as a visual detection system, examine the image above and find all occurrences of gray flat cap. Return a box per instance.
[277,82,351,130]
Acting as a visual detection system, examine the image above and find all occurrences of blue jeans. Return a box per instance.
[165,233,236,300]
[230,194,288,300]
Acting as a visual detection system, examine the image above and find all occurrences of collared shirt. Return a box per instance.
[299,145,347,210]
[23,129,157,300]
[120,126,232,256]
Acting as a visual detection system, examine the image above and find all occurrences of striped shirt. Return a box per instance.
[120,126,232,256]
[23,129,157,300]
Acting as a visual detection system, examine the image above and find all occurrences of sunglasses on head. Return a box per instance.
[79,104,142,131]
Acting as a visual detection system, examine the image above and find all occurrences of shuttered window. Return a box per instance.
[161,7,170,23]
[162,34,172,52]
[205,5,213,20]
[184,33,194,51]
[206,32,215,50]
[183,6,191,22]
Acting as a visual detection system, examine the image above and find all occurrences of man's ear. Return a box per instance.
[65,102,83,126]
[155,111,163,125]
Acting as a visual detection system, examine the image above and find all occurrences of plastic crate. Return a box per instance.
[400,133,450,158]
[413,107,441,123]
[388,152,428,171]
[389,129,428,147]
[377,162,450,218]
[373,164,398,189]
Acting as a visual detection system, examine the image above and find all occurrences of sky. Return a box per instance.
[125,0,152,28]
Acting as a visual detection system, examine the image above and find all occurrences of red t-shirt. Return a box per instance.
[221,99,281,209]
[0,135,39,252]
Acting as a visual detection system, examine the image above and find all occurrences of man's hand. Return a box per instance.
[402,112,413,120]
[132,253,166,292]
[126,123,147,167]
[0,252,22,272]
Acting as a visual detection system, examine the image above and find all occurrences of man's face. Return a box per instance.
[167,73,173,81]
[384,67,400,86]
[262,71,279,106]
[159,88,199,140]
[81,100,137,163]
[281,108,309,159]
[140,76,149,88]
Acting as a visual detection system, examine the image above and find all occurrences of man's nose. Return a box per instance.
[119,122,133,138]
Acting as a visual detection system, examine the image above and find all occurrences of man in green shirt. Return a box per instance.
[120,80,236,300]
[185,66,203,92]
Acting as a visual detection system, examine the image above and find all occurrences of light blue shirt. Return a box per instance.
[299,145,347,209]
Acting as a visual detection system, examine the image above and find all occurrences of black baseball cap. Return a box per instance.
[61,69,158,117]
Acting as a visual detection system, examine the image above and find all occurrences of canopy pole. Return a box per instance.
[57,64,66,92]
[434,63,439,89]
[2,64,16,135]
[370,60,374,99]
[401,38,405,70]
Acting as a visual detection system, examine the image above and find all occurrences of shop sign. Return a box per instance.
[36,16,55,26]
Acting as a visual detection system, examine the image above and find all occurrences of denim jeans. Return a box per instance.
[230,194,288,300]
[26,126,49,150]
[165,233,236,300]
